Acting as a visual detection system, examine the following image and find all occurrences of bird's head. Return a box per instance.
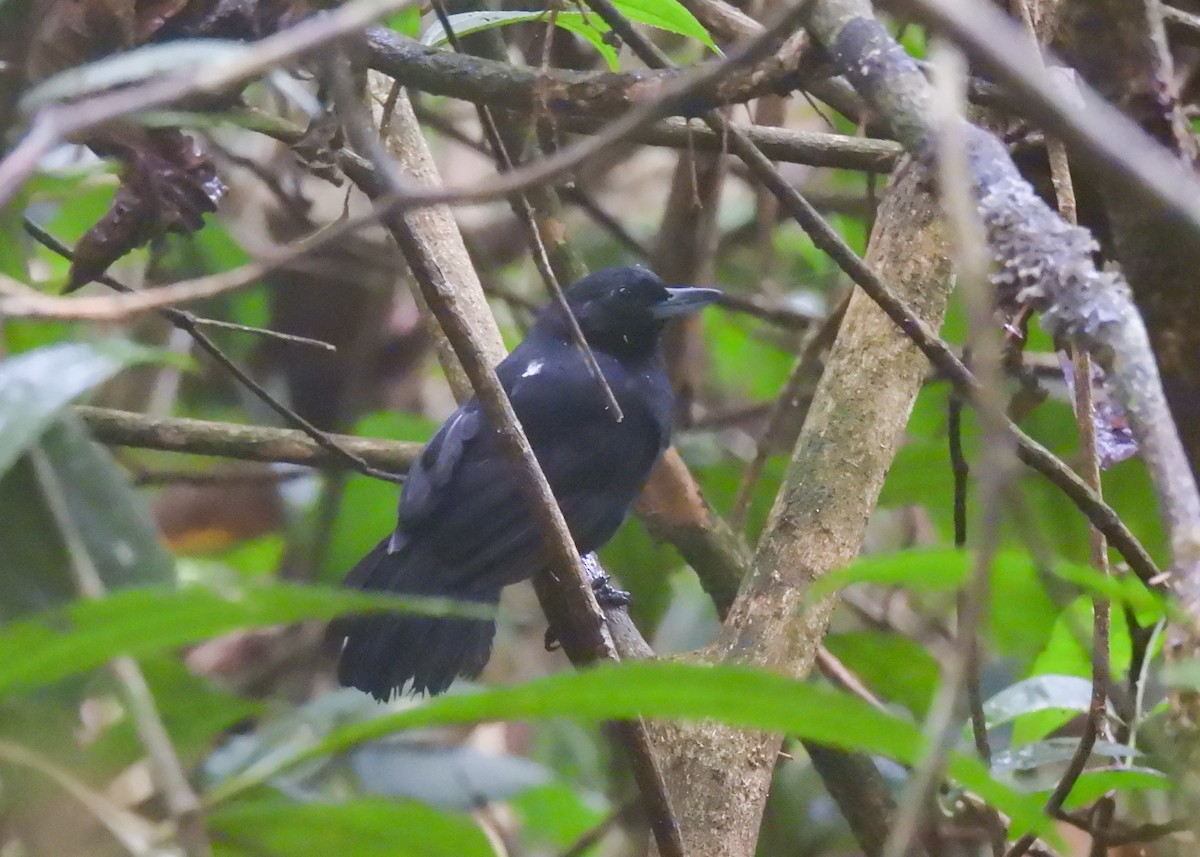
[540,266,720,358]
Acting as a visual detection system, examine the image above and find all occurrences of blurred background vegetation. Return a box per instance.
[1,0,1195,854]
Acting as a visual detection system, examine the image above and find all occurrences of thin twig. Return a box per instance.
[30,447,208,857]
[24,220,402,483]
[948,382,997,853]
[730,293,847,530]
[0,738,159,856]
[13,207,388,323]
[557,114,902,171]
[0,258,274,319]
[883,45,1011,857]
[25,221,330,353]
[815,646,887,710]
[429,0,624,421]
[332,51,686,857]
[0,0,422,208]
[186,317,335,352]
[948,390,969,549]
[1004,14,1110,850]
[130,465,308,486]
[559,184,652,259]
[578,0,1162,594]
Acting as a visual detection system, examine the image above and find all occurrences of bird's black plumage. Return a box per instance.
[331,266,719,700]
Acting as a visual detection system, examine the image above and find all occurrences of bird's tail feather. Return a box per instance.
[330,538,499,700]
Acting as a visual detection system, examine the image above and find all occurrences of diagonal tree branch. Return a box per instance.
[810,0,1200,636]
[328,57,686,856]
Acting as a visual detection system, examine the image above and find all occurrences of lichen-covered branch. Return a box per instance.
[805,0,1200,636]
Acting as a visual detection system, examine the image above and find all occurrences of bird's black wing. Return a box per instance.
[381,339,667,592]
[396,401,484,533]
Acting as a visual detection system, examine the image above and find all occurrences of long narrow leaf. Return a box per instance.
[206,661,1052,838]
[0,341,154,479]
[0,583,491,694]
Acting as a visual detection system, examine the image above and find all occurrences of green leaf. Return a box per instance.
[511,783,607,853]
[257,664,927,772]
[987,552,1059,663]
[1058,767,1171,810]
[421,0,718,70]
[982,675,1095,732]
[205,662,1052,839]
[422,9,545,45]
[0,340,153,479]
[0,583,492,695]
[896,23,928,60]
[423,11,618,69]
[609,0,718,52]
[552,14,621,69]
[991,738,1138,777]
[809,547,969,599]
[810,547,1049,600]
[210,797,494,857]
[823,632,939,718]
[387,5,422,38]
[0,417,174,620]
[1050,561,1167,622]
[1014,600,1132,744]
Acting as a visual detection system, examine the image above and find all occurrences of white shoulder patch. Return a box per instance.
[521,359,545,378]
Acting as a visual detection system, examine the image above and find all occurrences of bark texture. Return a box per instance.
[646,160,952,857]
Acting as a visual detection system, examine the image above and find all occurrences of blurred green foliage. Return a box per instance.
[0,10,1177,857]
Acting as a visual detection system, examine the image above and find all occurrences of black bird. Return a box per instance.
[331,266,719,700]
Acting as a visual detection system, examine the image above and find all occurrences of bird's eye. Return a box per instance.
[617,287,630,297]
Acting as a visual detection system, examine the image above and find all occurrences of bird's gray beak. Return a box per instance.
[651,286,722,319]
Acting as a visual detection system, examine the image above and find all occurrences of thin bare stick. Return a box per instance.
[884,45,1011,857]
[9,202,397,322]
[0,261,274,319]
[332,55,685,857]
[428,0,624,421]
[25,217,334,351]
[0,738,159,856]
[0,0,420,208]
[186,317,335,351]
[895,0,1200,236]
[730,293,847,530]
[815,646,886,710]
[948,383,997,854]
[1005,14,1110,851]
[30,447,207,857]
[557,114,902,171]
[25,222,401,483]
